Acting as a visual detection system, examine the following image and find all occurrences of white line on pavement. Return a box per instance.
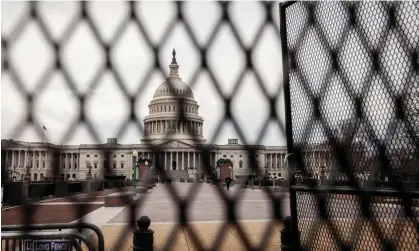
[103,219,273,226]
[34,202,105,205]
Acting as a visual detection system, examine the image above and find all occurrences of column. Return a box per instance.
[24,151,27,168]
[177,152,179,170]
[59,154,62,171]
[170,152,173,170]
[18,151,21,168]
[11,151,15,168]
[181,152,184,170]
[193,152,196,168]
[65,154,68,169]
[187,152,189,168]
[163,152,166,170]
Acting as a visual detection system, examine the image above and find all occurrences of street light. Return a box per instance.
[145,160,149,185]
[133,150,138,196]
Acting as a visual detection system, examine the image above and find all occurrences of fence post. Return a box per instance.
[281,216,293,251]
[133,216,154,251]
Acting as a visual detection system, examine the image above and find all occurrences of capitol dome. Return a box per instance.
[153,78,194,99]
[141,49,206,145]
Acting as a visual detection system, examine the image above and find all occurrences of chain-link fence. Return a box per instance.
[2,1,287,251]
[2,0,419,250]
[283,1,419,250]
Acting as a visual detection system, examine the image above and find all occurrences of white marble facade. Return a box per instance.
[1,52,295,181]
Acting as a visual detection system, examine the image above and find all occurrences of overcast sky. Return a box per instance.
[1,1,288,146]
[2,1,415,148]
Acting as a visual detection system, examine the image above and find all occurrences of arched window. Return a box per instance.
[72,174,76,179]
[239,160,243,168]
[66,174,70,180]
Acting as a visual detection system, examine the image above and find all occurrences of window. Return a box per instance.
[75,155,77,159]
[94,154,97,157]
[113,163,116,169]
[63,164,65,169]
[121,163,124,169]
[223,155,226,157]
[239,160,243,168]
[169,106,171,112]
[230,155,233,157]
[114,155,116,157]
[36,161,39,168]
[42,162,45,168]
[240,155,242,157]
[75,163,77,169]
[87,154,90,157]
[94,163,97,168]
[121,155,124,157]
[72,174,76,179]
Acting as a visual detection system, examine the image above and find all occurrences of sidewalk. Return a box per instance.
[84,221,282,251]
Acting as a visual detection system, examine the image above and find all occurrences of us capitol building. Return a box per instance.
[1,51,296,182]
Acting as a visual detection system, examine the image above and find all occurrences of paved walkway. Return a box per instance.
[2,184,288,250]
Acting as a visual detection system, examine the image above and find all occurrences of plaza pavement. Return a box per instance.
[1,183,287,251]
[3,183,416,250]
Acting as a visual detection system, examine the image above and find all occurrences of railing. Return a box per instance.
[1,223,105,251]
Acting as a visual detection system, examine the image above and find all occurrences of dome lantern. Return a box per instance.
[169,48,179,77]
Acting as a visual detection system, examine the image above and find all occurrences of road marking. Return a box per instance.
[103,219,273,226]
[33,202,104,205]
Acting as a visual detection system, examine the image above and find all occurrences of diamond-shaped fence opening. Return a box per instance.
[2,1,419,251]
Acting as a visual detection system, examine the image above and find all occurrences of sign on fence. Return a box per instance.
[24,239,72,251]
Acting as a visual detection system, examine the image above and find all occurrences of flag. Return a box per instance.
[43,125,47,131]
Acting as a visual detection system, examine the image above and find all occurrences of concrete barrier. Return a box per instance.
[54,181,68,197]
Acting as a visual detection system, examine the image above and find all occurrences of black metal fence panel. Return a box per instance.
[2,1,287,251]
[282,1,419,250]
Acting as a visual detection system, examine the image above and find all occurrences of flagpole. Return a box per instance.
[42,127,44,143]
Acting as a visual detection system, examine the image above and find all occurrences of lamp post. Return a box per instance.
[229,166,232,185]
[145,160,149,185]
[133,150,138,196]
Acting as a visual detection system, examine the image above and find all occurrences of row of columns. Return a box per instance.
[151,105,198,115]
[265,153,286,169]
[144,120,203,136]
[59,153,78,169]
[2,150,48,169]
[134,151,217,171]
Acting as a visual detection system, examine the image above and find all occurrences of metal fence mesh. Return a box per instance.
[2,1,286,251]
[284,1,419,250]
[2,0,419,250]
